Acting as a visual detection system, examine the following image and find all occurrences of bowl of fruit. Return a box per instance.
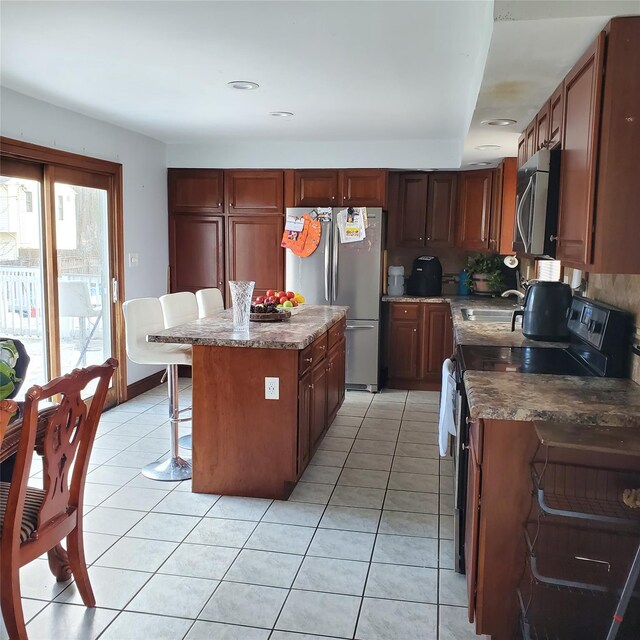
[250,290,305,322]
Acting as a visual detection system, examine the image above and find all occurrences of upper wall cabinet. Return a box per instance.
[224,170,284,215]
[534,101,550,152]
[456,169,493,251]
[426,173,457,249]
[340,169,387,207]
[395,173,429,247]
[168,169,223,214]
[294,170,339,206]
[549,83,564,148]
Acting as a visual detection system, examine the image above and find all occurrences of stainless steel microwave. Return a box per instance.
[513,148,560,257]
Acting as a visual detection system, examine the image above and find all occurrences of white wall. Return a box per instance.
[0,87,167,384]
[167,139,461,170]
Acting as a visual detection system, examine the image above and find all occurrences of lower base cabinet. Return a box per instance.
[385,302,453,390]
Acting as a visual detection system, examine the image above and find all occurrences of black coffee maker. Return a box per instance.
[511,281,573,341]
[406,256,443,296]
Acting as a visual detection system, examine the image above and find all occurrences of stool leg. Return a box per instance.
[142,365,192,481]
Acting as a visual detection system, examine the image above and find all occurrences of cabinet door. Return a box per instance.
[549,83,564,148]
[310,360,328,452]
[294,170,339,206]
[517,134,527,169]
[456,170,493,251]
[298,370,312,474]
[169,215,224,295]
[535,101,550,151]
[326,339,344,422]
[395,173,428,248]
[525,121,537,159]
[426,173,457,249]
[557,33,605,266]
[168,169,223,214]
[421,304,453,379]
[226,215,284,298]
[465,440,481,624]
[388,320,420,380]
[340,169,387,207]
[224,170,284,214]
[488,166,502,253]
[498,158,518,255]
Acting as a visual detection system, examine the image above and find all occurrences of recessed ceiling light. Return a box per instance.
[481,118,517,126]
[227,81,259,90]
[467,161,492,166]
[269,111,294,117]
[475,144,501,151]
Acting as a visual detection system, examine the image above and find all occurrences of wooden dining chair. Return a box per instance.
[0,399,18,447]
[0,359,117,640]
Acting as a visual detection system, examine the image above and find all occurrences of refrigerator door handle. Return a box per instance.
[332,223,339,302]
[324,224,331,302]
[346,324,376,330]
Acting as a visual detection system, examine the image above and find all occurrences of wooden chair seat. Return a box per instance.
[0,482,45,543]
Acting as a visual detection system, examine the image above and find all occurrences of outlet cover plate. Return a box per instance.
[265,377,279,400]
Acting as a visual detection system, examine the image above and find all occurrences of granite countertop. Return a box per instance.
[382,294,568,348]
[464,371,640,427]
[148,305,348,350]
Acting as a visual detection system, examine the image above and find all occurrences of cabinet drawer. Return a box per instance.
[391,304,420,321]
[312,333,328,362]
[328,318,346,348]
[299,344,314,376]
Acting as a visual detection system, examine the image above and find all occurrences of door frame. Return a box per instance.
[0,137,127,406]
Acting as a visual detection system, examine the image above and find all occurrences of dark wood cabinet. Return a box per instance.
[535,100,550,151]
[310,359,328,452]
[426,173,457,248]
[517,134,527,168]
[224,170,284,214]
[497,158,517,255]
[293,170,339,206]
[525,121,537,160]
[465,433,481,624]
[556,33,605,266]
[340,169,387,207]
[549,83,564,148]
[386,303,453,390]
[297,370,312,473]
[456,170,493,251]
[168,169,223,214]
[226,215,284,297]
[327,338,345,425]
[394,173,428,247]
[169,215,225,296]
[488,165,503,253]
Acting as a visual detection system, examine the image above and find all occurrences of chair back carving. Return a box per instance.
[0,399,18,446]
[4,359,117,546]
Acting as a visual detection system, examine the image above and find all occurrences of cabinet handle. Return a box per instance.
[404,310,408,314]
[419,237,423,240]
[229,202,232,209]
[413,328,417,332]
[319,345,326,351]
[218,281,223,287]
[331,196,335,201]
[305,357,313,363]
[427,237,431,241]
[549,235,558,243]
[309,384,314,389]
[218,202,222,207]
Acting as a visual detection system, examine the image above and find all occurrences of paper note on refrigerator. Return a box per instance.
[338,207,367,243]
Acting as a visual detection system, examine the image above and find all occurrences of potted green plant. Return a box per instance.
[465,253,505,294]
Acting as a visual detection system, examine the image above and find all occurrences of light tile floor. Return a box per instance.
[2,384,484,640]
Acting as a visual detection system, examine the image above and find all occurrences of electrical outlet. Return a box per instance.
[128,253,139,268]
[265,377,279,400]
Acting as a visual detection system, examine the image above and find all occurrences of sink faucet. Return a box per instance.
[501,290,525,303]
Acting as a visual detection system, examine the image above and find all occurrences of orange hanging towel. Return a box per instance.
[295,214,322,257]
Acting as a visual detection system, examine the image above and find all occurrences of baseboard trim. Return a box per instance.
[126,370,165,402]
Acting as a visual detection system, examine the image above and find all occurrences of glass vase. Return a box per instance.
[229,280,255,331]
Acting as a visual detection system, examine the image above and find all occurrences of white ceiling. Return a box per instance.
[2,1,639,168]
[462,0,640,165]
[0,0,492,167]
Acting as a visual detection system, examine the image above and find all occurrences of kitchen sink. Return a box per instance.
[460,307,520,324]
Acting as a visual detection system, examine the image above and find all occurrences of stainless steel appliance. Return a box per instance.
[511,281,573,341]
[514,148,561,256]
[451,296,633,574]
[285,208,383,392]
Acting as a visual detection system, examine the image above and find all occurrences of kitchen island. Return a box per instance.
[148,305,348,499]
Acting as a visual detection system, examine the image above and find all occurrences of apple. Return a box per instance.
[291,299,298,307]
[255,296,265,304]
[283,300,293,308]
[267,295,277,304]
[266,289,276,298]
[286,291,295,299]
[277,290,287,299]
[279,296,289,304]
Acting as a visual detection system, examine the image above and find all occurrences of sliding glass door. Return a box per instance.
[0,153,124,404]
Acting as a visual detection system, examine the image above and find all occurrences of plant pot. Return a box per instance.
[472,273,492,293]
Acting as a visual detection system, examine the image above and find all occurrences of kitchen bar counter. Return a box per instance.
[464,370,640,427]
[148,304,348,349]
[148,306,348,499]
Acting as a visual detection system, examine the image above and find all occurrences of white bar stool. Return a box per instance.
[122,297,192,481]
[160,292,198,451]
[196,288,225,319]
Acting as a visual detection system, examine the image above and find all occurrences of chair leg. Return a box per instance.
[0,560,28,640]
[66,526,96,608]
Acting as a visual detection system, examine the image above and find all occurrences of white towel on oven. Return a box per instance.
[439,358,456,456]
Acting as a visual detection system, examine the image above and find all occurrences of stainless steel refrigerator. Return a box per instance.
[285,207,383,392]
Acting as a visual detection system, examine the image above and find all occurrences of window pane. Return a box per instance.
[0,175,48,391]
